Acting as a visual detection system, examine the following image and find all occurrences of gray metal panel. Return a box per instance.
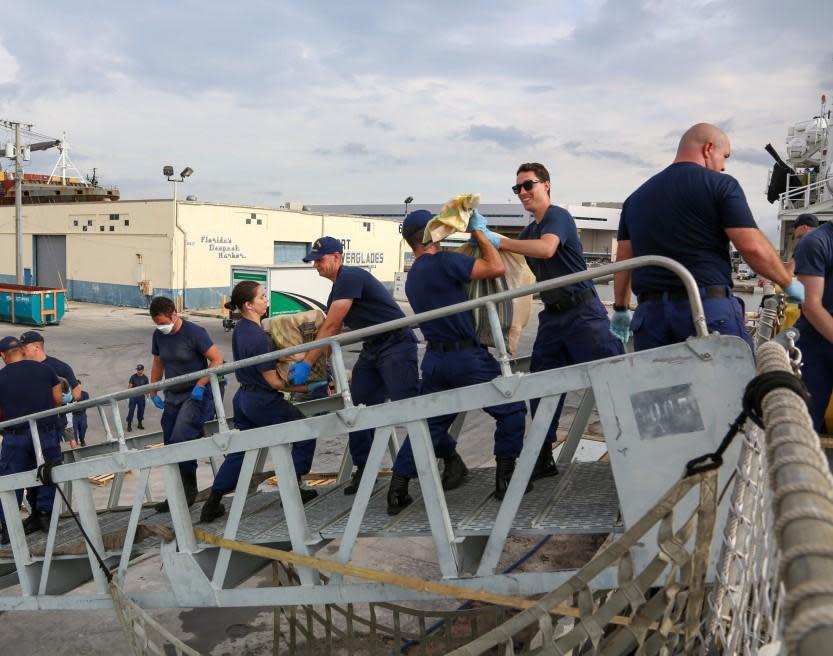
[34,234,66,288]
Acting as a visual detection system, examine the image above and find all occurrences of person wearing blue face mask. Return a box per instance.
[19,331,83,446]
[147,296,224,512]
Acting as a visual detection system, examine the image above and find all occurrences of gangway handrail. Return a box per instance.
[0,254,705,435]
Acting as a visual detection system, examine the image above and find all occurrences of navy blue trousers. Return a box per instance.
[530,297,624,443]
[0,428,62,525]
[161,390,214,476]
[632,295,754,351]
[127,397,146,425]
[795,326,833,432]
[348,336,418,468]
[72,414,87,443]
[211,388,309,495]
[393,346,526,478]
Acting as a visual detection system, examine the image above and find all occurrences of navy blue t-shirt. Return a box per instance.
[618,162,758,294]
[43,355,79,389]
[794,223,833,336]
[329,266,405,329]
[232,317,275,390]
[406,252,476,342]
[0,360,59,427]
[129,373,149,388]
[518,205,592,301]
[151,320,214,394]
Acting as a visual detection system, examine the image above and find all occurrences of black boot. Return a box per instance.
[386,473,413,516]
[495,457,534,500]
[0,523,9,545]
[183,470,198,507]
[199,490,226,523]
[532,447,559,480]
[298,476,318,504]
[126,424,132,432]
[137,422,144,430]
[441,452,469,491]
[155,470,198,513]
[343,465,365,495]
[22,510,49,535]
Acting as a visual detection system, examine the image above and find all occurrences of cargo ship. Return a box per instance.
[0,170,119,205]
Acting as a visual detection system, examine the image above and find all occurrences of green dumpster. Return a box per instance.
[0,284,66,326]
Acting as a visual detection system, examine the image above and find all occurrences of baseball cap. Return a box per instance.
[136,364,145,370]
[303,236,344,262]
[794,213,819,229]
[401,210,433,241]
[19,331,44,345]
[0,336,21,352]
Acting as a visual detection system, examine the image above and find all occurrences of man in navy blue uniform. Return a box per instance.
[497,163,624,477]
[147,297,224,511]
[792,220,833,438]
[20,331,82,444]
[385,210,530,514]
[289,237,419,495]
[612,123,803,350]
[0,336,63,544]
[126,364,149,431]
[72,389,90,447]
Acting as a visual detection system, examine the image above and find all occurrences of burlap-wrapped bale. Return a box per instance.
[262,310,329,386]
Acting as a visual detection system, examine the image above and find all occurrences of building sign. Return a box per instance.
[200,235,246,259]
[339,238,384,269]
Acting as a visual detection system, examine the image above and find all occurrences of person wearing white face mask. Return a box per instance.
[147,296,224,512]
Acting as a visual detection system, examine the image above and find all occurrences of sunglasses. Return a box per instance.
[512,179,542,195]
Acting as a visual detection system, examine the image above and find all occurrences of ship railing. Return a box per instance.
[779,174,833,211]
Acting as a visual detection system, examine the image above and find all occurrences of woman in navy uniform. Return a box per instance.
[200,281,321,522]
[0,336,63,544]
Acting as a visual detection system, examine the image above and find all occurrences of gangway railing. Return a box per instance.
[0,254,720,615]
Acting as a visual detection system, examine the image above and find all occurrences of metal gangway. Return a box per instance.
[0,256,750,622]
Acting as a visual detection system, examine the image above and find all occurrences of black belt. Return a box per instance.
[3,423,57,436]
[544,288,596,313]
[240,384,282,396]
[638,286,729,303]
[426,338,480,352]
[364,328,404,348]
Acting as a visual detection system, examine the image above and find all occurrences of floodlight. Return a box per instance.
[180,167,193,178]
[163,165,174,177]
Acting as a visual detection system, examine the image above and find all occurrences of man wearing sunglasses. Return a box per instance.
[495,163,624,478]
[612,123,803,351]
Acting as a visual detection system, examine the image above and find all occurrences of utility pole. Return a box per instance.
[14,123,23,284]
[2,119,62,285]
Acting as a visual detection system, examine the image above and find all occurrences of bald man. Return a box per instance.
[612,123,804,350]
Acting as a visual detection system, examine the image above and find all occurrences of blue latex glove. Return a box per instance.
[150,394,165,410]
[62,391,73,405]
[289,360,312,385]
[191,385,205,401]
[610,309,633,344]
[308,380,329,392]
[467,209,488,233]
[480,229,501,249]
[783,278,805,304]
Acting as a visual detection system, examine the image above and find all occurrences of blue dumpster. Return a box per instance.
[0,284,66,326]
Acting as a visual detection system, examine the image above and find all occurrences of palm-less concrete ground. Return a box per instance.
[0,297,609,655]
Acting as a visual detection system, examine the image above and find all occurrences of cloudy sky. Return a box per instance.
[1,1,832,237]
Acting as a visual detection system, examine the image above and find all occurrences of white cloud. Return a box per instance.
[0,41,18,84]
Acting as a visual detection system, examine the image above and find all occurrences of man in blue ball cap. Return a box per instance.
[289,235,419,496]
[0,336,64,544]
[385,209,530,514]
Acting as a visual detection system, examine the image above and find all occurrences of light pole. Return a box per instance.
[164,165,193,309]
[404,195,413,217]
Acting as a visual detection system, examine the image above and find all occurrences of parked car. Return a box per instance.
[737,263,754,280]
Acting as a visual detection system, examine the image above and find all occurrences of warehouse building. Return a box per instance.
[0,200,407,309]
